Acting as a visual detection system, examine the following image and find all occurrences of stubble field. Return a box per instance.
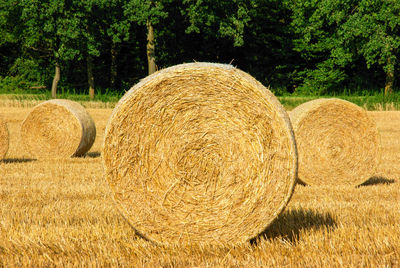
[0,105,399,266]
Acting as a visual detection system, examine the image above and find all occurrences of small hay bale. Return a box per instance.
[0,116,9,159]
[21,99,96,159]
[103,62,297,245]
[289,98,379,186]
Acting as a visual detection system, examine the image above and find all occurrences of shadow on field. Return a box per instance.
[0,158,36,163]
[251,208,337,245]
[358,176,395,187]
[295,178,308,186]
[84,151,101,158]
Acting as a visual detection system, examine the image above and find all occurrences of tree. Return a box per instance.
[289,0,351,94]
[341,0,400,95]
[182,0,252,47]
[240,0,299,90]
[102,0,133,89]
[123,0,255,75]
[68,1,103,100]
[16,0,82,98]
[290,0,400,95]
[124,0,169,75]
[0,1,48,86]
[70,0,138,99]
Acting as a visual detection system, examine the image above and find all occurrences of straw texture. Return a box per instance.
[103,62,297,245]
[21,99,96,159]
[0,116,9,159]
[290,98,379,186]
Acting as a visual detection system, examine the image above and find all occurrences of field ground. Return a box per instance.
[0,106,399,266]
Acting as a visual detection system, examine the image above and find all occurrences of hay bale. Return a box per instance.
[0,116,9,159]
[290,98,379,186]
[103,62,297,245]
[21,99,96,159]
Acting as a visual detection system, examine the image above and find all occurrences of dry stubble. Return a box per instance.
[0,106,399,266]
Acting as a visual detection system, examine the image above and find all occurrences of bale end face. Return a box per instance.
[290,98,379,186]
[21,99,96,159]
[103,62,298,245]
[0,117,9,159]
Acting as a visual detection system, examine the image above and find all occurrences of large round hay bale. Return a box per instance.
[290,98,379,186]
[0,117,9,159]
[103,62,297,245]
[21,99,96,159]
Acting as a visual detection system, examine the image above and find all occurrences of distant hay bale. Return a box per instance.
[289,98,379,186]
[0,117,9,159]
[21,99,96,159]
[103,62,297,245]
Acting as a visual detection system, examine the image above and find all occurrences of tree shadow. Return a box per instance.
[0,158,36,163]
[358,176,396,187]
[251,208,337,245]
[83,151,101,158]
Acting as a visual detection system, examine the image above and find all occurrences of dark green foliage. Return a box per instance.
[290,0,400,95]
[0,0,399,96]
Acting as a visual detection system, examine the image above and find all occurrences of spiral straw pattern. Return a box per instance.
[103,63,297,245]
[21,99,96,159]
[290,98,379,186]
[0,116,9,159]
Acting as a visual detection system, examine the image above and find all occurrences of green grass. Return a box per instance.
[279,92,400,111]
[0,89,123,104]
[1,87,400,110]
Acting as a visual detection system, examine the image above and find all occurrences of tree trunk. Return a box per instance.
[51,61,60,99]
[385,69,394,95]
[110,43,118,89]
[87,55,95,100]
[384,55,396,96]
[146,20,156,75]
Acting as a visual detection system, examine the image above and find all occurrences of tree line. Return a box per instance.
[1,0,399,99]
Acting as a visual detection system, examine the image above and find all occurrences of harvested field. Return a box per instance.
[0,106,399,266]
